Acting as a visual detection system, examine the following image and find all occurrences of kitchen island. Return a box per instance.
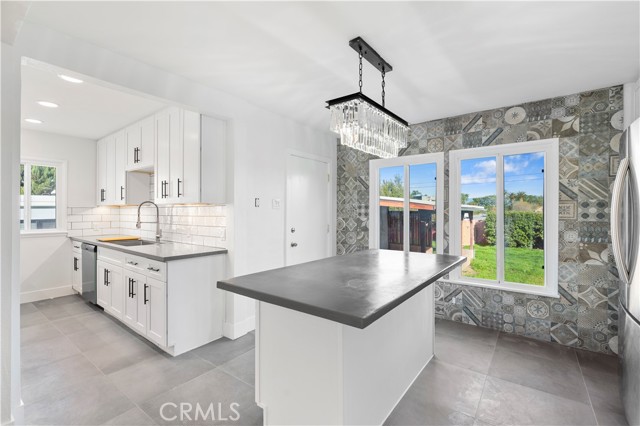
[218,249,465,425]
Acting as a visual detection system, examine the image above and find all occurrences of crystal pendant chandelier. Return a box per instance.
[327,37,409,159]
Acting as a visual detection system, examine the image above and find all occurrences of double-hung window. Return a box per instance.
[20,158,67,234]
[369,153,444,254]
[448,140,559,297]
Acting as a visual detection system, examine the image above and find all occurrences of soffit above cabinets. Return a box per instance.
[21,60,167,140]
[17,2,640,130]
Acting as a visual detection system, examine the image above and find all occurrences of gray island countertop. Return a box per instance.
[70,235,227,262]
[218,249,465,329]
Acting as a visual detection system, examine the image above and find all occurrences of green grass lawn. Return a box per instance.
[463,245,545,286]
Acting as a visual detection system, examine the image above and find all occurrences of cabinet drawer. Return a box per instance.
[98,247,125,266]
[72,241,82,253]
[124,254,166,282]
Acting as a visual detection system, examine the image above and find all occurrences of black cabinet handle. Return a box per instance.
[147,266,160,272]
[105,269,110,286]
[100,188,105,202]
[128,278,132,297]
[177,179,182,197]
[73,257,78,271]
[120,186,125,201]
[143,284,149,305]
[134,147,140,164]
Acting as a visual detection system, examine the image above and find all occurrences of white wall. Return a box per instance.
[10,21,336,339]
[624,76,640,128]
[21,129,96,207]
[19,130,96,303]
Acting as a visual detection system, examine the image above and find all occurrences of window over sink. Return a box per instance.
[20,158,67,234]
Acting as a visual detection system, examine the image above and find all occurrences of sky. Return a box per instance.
[379,163,437,199]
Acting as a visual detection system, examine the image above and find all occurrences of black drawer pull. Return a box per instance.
[144,284,149,305]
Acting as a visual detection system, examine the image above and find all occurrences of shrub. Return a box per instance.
[483,211,543,248]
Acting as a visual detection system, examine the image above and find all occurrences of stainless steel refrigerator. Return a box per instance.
[611,117,640,426]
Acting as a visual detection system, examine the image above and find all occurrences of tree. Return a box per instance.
[472,195,496,210]
[460,193,469,204]
[410,190,422,200]
[30,165,56,195]
[380,175,404,198]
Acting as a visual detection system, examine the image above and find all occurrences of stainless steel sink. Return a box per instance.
[107,240,158,247]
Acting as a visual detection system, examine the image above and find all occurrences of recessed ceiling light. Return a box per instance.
[37,101,59,108]
[58,74,83,84]
[24,118,43,124]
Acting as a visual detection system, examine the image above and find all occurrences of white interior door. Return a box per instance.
[286,153,330,266]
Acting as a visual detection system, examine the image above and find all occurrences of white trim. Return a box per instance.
[20,285,75,304]
[20,157,68,233]
[448,139,559,297]
[222,315,255,340]
[284,149,333,265]
[19,230,68,238]
[369,153,445,253]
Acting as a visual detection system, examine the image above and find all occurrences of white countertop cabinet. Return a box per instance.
[71,242,82,294]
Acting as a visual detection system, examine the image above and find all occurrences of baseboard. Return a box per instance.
[21,285,75,303]
[223,315,255,340]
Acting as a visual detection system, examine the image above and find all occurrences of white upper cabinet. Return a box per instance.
[126,115,155,171]
[155,107,226,205]
[97,107,226,207]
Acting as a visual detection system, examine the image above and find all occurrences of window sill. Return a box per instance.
[438,278,559,299]
[20,230,68,238]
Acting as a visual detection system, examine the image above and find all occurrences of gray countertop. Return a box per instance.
[70,235,227,262]
[218,249,466,329]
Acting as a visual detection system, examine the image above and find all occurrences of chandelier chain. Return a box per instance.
[358,48,363,94]
[381,67,386,107]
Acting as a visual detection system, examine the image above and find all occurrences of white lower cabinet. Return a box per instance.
[96,247,223,356]
[72,243,82,294]
[145,277,167,347]
[97,260,124,320]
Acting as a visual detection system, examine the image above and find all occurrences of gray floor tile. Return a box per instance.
[140,368,263,425]
[576,350,625,415]
[384,359,486,424]
[192,333,255,366]
[593,407,629,426]
[576,349,619,377]
[21,321,63,347]
[21,354,102,405]
[476,377,597,426]
[220,349,255,386]
[33,294,84,308]
[496,332,577,363]
[83,333,161,375]
[108,351,215,404]
[103,407,158,425]
[21,302,39,315]
[66,323,132,353]
[35,298,99,321]
[435,319,499,345]
[435,331,496,374]
[21,334,80,370]
[488,347,590,404]
[20,310,49,328]
[24,375,134,425]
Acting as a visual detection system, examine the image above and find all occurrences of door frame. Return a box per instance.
[369,153,445,252]
[285,150,334,266]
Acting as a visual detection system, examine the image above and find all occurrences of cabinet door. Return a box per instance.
[107,266,124,320]
[139,115,155,169]
[123,271,146,334]
[126,123,141,170]
[180,110,201,204]
[168,107,183,204]
[96,261,110,308]
[114,131,127,205]
[97,138,108,205]
[105,136,117,204]
[145,277,167,347]
[155,109,173,204]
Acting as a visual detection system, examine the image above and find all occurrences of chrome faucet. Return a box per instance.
[136,201,162,242]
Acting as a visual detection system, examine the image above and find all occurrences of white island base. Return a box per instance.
[254,285,434,425]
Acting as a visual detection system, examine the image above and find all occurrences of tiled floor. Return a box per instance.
[21,296,627,425]
[385,319,628,426]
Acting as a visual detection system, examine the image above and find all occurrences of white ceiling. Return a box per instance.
[17,2,640,131]
[21,60,167,140]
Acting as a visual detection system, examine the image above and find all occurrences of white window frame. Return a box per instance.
[20,157,68,235]
[447,139,559,297]
[369,153,445,253]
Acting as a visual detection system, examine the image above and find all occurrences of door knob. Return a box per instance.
[290,242,298,247]
[291,227,296,233]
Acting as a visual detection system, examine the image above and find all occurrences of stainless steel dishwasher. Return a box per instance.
[81,243,97,304]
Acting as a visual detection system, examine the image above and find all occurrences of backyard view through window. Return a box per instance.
[20,162,58,231]
[451,143,555,290]
[374,154,442,254]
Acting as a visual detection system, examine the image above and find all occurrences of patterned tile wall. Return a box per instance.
[336,85,624,354]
